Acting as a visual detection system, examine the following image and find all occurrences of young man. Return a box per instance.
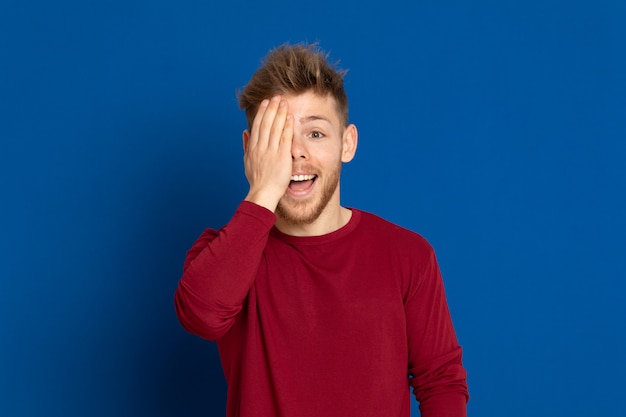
[174,43,469,417]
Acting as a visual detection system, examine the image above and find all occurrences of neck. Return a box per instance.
[275,204,352,237]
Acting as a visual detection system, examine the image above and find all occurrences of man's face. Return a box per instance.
[275,91,356,226]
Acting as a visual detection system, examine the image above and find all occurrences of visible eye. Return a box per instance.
[308,130,325,139]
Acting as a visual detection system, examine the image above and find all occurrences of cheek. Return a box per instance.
[308,141,340,158]
[319,147,344,166]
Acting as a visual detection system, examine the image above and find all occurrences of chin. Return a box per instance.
[277,182,339,226]
[276,198,325,226]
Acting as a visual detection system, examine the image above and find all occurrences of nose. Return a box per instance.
[291,135,308,160]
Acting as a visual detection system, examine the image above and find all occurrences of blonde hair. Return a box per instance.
[237,43,348,128]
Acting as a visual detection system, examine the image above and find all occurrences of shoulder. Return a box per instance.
[351,210,442,294]
[352,209,435,256]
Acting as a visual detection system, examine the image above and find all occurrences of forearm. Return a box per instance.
[410,346,468,417]
[419,391,468,417]
[174,201,275,340]
[406,247,469,414]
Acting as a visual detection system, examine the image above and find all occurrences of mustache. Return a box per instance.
[291,164,317,173]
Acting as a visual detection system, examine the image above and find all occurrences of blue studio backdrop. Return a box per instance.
[2,1,625,416]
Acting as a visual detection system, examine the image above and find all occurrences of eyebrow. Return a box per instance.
[299,115,331,124]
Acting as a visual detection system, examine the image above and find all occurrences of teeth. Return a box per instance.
[290,174,316,181]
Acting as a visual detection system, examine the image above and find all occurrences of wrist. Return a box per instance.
[244,190,282,213]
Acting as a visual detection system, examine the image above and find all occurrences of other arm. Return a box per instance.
[406,243,469,417]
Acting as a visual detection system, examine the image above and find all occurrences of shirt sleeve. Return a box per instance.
[174,201,276,341]
[406,243,469,417]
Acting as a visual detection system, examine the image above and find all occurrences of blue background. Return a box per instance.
[2,1,625,416]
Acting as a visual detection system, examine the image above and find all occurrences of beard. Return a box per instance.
[275,161,341,226]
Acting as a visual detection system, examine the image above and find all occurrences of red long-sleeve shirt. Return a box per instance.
[175,201,468,417]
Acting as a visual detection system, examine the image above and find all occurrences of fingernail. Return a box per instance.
[260,99,269,107]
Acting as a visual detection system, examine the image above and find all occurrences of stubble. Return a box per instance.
[275,162,341,226]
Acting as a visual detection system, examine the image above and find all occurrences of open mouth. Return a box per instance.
[288,174,317,193]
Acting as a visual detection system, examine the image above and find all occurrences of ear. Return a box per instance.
[242,129,250,152]
[341,124,358,163]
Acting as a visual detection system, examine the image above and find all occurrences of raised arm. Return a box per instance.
[174,202,275,340]
[174,95,293,340]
